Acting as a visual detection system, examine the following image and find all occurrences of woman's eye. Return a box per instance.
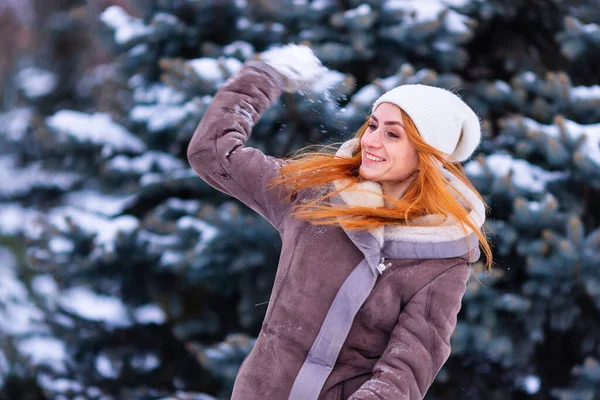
[368,124,377,130]
[387,132,399,139]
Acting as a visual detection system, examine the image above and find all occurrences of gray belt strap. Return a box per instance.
[288,258,378,399]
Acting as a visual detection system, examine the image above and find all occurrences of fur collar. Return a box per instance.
[332,139,486,248]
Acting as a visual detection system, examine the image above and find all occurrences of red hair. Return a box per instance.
[270,109,493,270]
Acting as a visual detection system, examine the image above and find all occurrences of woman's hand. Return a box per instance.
[258,43,327,93]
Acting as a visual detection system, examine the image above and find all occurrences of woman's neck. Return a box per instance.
[381,172,418,208]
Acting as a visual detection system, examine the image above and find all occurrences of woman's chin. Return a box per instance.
[358,167,380,181]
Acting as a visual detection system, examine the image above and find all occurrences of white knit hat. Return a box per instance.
[372,84,481,162]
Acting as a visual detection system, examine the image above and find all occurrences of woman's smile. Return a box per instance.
[363,151,386,163]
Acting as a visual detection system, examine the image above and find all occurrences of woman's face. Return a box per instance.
[359,103,420,196]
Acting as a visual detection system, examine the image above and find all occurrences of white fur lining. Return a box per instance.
[332,139,485,244]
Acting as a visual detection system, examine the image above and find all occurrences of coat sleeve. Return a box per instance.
[186,60,292,229]
[349,262,471,400]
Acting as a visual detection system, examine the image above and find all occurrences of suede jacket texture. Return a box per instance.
[186,60,483,400]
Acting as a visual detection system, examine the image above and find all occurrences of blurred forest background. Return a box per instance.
[1,0,600,399]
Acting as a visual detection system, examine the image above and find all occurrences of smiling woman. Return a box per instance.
[187,44,493,400]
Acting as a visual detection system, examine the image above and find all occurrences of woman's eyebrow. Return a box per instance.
[371,115,405,128]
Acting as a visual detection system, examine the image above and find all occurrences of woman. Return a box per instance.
[187,44,492,400]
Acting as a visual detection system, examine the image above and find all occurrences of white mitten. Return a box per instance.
[259,44,327,93]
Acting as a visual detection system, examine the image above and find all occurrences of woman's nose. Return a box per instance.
[363,129,383,148]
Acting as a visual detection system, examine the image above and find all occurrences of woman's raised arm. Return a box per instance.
[187,60,288,228]
[187,46,325,229]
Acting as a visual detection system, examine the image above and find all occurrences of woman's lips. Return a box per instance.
[363,152,385,163]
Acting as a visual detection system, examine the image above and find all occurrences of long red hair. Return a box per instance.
[270,108,493,270]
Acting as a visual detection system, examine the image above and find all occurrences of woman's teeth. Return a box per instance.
[365,154,384,162]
